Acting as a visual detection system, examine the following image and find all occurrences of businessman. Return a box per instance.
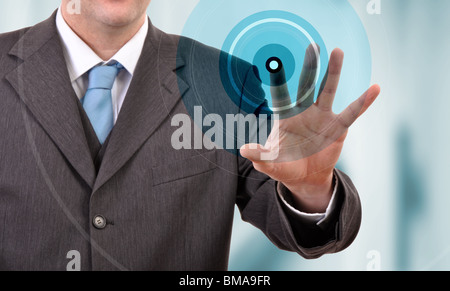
[0,0,380,270]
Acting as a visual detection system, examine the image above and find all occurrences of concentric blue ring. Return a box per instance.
[179,0,372,115]
[254,44,295,85]
[220,10,328,112]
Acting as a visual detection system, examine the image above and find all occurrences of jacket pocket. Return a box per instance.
[152,151,218,186]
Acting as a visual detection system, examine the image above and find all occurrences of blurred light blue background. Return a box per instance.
[1,0,449,271]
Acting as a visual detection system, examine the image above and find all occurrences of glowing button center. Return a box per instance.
[269,60,279,71]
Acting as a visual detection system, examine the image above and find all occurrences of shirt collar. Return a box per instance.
[56,7,148,82]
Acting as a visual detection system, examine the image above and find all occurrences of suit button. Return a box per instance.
[93,215,107,229]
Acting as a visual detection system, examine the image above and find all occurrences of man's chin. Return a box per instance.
[99,14,143,28]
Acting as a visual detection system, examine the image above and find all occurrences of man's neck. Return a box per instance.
[61,10,146,61]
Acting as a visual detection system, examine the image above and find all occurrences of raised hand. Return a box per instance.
[240,45,380,213]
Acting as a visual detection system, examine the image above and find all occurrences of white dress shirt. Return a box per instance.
[55,8,337,224]
[56,8,148,123]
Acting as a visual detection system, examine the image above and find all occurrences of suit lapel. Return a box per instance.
[92,21,189,192]
[5,12,97,188]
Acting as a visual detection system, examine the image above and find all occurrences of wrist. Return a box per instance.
[282,171,334,213]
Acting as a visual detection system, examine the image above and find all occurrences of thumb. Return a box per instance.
[240,144,265,161]
[240,143,279,162]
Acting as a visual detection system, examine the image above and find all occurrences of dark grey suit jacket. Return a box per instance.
[0,11,362,271]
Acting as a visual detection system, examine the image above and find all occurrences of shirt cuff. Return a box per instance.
[277,173,339,226]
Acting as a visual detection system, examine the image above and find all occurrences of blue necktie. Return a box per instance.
[82,63,123,144]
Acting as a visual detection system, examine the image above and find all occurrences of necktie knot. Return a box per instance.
[87,62,124,90]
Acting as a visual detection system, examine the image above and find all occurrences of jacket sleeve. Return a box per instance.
[235,65,362,259]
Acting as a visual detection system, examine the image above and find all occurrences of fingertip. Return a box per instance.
[372,84,381,95]
[239,144,249,156]
[328,48,344,74]
[239,144,262,160]
[331,48,344,59]
[306,43,321,55]
[368,84,381,101]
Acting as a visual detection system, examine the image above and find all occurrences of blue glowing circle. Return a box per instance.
[179,0,372,114]
[253,44,295,86]
[220,10,328,112]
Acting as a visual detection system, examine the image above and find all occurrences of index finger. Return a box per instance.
[268,57,291,111]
